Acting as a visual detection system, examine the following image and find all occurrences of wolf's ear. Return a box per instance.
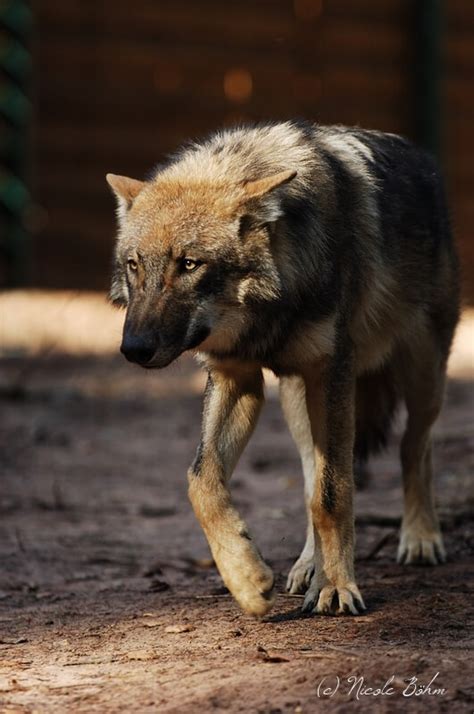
[106,173,145,221]
[240,169,297,225]
[242,169,297,201]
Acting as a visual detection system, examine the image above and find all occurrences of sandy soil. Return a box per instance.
[0,292,473,713]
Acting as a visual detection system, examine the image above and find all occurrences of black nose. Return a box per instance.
[120,333,156,365]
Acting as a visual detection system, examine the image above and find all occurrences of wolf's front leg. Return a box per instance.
[302,356,366,615]
[279,376,316,593]
[188,366,275,616]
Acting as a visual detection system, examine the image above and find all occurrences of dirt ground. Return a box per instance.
[0,292,473,713]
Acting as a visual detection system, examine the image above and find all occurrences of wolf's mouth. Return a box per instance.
[142,326,211,369]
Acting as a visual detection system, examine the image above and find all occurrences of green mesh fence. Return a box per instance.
[0,0,32,286]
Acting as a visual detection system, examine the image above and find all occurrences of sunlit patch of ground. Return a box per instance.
[0,291,124,357]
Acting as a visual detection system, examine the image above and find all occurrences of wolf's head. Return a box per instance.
[107,169,296,368]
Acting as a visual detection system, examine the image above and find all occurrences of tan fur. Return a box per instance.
[107,121,459,618]
[187,366,275,615]
[243,169,297,201]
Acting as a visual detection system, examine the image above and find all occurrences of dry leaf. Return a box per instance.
[126,650,155,661]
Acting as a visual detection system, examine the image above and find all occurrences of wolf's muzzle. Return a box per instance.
[120,333,157,366]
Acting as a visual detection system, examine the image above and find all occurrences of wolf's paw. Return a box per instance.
[229,562,275,616]
[216,537,276,617]
[397,526,446,565]
[286,554,314,594]
[302,576,366,616]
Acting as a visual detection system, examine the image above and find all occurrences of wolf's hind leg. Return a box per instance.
[280,377,317,593]
[188,366,275,616]
[397,341,447,565]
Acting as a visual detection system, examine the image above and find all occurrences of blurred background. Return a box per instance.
[0,0,473,299]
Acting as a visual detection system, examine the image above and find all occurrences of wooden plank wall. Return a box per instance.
[445,1,474,302]
[30,0,473,300]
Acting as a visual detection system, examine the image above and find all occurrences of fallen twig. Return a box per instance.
[322,644,362,659]
[360,530,397,561]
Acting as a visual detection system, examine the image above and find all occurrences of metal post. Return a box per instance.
[414,0,443,159]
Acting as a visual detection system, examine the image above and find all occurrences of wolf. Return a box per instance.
[106,121,460,617]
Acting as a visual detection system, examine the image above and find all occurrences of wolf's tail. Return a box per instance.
[354,360,401,461]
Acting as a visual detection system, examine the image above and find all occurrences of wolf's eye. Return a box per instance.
[127,258,138,272]
[182,258,201,272]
